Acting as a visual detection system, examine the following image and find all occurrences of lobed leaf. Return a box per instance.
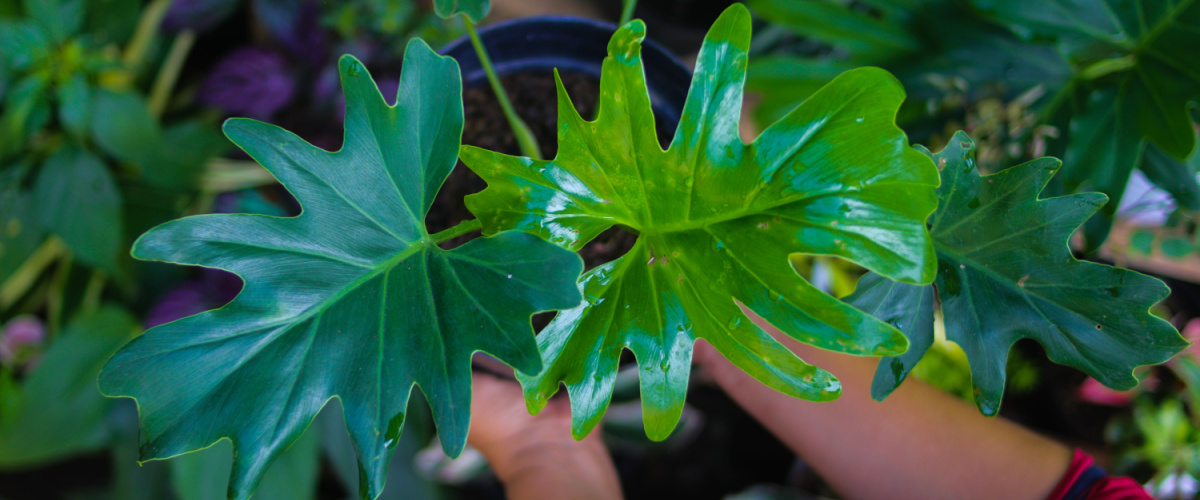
[460,4,939,439]
[99,40,582,500]
[849,132,1188,415]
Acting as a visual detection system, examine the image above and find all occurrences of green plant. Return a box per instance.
[90,2,1189,499]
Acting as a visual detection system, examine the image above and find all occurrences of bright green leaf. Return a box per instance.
[460,4,938,439]
[432,0,489,24]
[99,42,582,500]
[0,74,48,160]
[22,0,84,42]
[33,147,123,270]
[852,132,1187,415]
[0,307,139,468]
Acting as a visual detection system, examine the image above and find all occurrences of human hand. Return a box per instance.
[467,371,623,500]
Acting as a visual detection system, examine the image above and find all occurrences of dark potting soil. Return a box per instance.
[426,70,642,269]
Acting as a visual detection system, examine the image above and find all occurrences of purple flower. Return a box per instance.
[145,269,243,328]
[162,0,241,33]
[0,315,45,370]
[198,47,297,120]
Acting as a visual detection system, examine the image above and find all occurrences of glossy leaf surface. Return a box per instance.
[99,41,582,500]
[432,0,488,23]
[849,132,1187,415]
[461,4,938,439]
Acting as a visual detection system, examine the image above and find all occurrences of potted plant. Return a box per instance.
[96,1,1189,499]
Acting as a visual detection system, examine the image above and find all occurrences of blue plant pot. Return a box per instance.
[440,16,692,129]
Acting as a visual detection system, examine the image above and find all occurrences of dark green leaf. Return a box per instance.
[843,272,936,401]
[56,73,91,139]
[461,5,938,439]
[89,89,163,169]
[1062,87,1142,251]
[432,0,489,24]
[858,131,1186,414]
[0,179,43,279]
[33,147,123,270]
[83,0,139,44]
[151,120,230,189]
[1141,142,1200,211]
[0,307,139,468]
[22,0,84,42]
[99,42,582,500]
[171,426,319,500]
[747,0,922,62]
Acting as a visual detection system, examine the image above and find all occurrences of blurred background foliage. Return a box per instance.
[0,0,1198,499]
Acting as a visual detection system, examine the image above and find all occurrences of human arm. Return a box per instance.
[693,309,1073,500]
[467,372,624,500]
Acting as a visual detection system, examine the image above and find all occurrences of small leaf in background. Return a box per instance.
[0,184,43,280]
[90,89,162,167]
[0,21,51,71]
[1141,142,1200,211]
[432,0,489,24]
[171,426,319,500]
[33,147,123,270]
[1130,229,1156,255]
[153,120,231,189]
[22,0,84,43]
[196,47,296,120]
[1161,236,1193,258]
[851,131,1187,415]
[99,42,582,500]
[0,75,48,159]
[83,0,139,44]
[1062,87,1142,251]
[0,307,138,468]
[56,73,91,139]
[461,4,938,439]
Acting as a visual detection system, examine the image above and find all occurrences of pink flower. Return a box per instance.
[0,315,45,369]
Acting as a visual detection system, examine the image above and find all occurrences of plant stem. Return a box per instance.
[148,29,195,118]
[464,20,543,160]
[1079,55,1136,80]
[0,236,65,310]
[122,0,174,68]
[619,0,639,25]
[46,253,72,340]
[430,219,482,244]
[81,270,107,314]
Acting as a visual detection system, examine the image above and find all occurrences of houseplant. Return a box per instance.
[66,1,1193,499]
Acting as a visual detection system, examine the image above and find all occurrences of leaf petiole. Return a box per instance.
[430,218,482,244]
[1079,55,1136,80]
[464,21,543,160]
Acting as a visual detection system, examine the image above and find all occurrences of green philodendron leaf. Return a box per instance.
[849,131,1187,415]
[99,41,583,500]
[432,0,489,24]
[460,4,938,440]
